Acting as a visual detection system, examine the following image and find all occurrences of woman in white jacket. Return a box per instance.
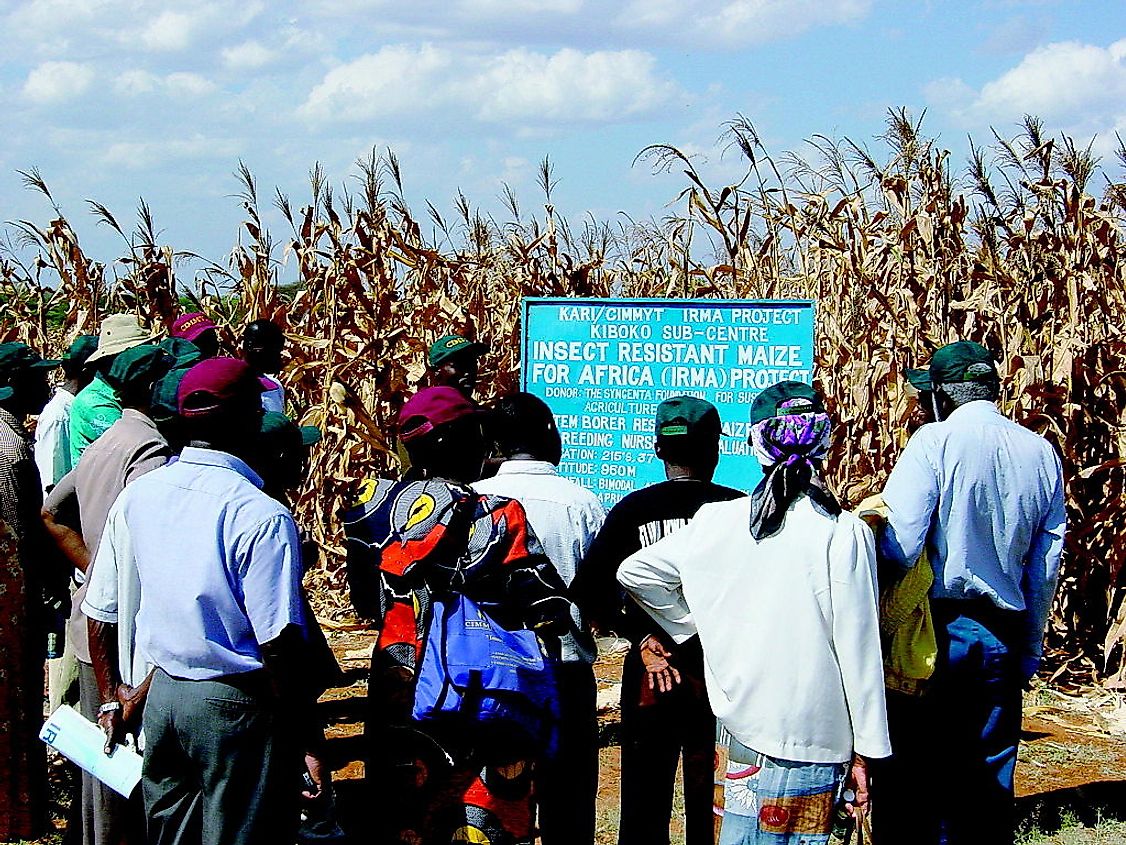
[618,381,890,845]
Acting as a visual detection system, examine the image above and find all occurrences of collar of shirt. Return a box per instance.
[0,407,28,441]
[494,459,560,477]
[943,399,1001,423]
[54,386,76,402]
[120,407,161,432]
[178,446,265,489]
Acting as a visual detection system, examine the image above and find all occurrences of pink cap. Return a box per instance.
[398,386,478,442]
[171,312,217,342]
[177,357,271,417]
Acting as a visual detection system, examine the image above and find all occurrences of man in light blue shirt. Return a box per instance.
[121,357,309,845]
[877,341,1066,845]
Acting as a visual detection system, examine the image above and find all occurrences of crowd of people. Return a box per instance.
[0,312,1065,845]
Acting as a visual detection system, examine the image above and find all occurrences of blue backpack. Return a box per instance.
[412,592,560,758]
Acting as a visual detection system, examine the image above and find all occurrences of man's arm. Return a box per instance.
[1020,454,1067,681]
[880,430,941,568]
[570,506,634,636]
[616,518,698,645]
[34,411,62,495]
[491,498,573,636]
[42,470,89,573]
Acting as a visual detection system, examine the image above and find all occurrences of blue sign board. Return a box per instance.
[520,297,816,505]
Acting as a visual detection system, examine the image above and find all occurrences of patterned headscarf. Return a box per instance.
[747,392,841,540]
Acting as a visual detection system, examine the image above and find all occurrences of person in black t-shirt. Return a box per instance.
[572,397,743,845]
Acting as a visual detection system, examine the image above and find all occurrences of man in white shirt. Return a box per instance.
[878,342,1066,844]
[473,392,606,845]
[35,335,98,495]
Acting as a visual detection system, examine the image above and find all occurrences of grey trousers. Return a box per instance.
[141,669,299,845]
[78,660,142,845]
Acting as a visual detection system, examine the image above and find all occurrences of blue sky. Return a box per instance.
[2,0,1125,276]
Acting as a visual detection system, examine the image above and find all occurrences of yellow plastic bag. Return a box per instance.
[856,495,937,695]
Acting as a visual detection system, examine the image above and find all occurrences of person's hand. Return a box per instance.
[117,682,148,729]
[845,754,870,818]
[96,704,126,755]
[640,635,681,694]
[302,751,327,801]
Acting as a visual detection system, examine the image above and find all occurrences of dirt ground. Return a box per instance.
[318,628,1126,844]
[24,626,1126,844]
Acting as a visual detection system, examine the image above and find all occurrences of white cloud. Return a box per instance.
[100,135,241,169]
[300,44,679,127]
[457,0,584,13]
[112,70,216,98]
[23,61,95,103]
[927,39,1126,148]
[166,73,217,96]
[222,40,277,69]
[972,40,1126,121]
[616,0,871,47]
[475,48,673,122]
[301,44,455,122]
[139,10,198,51]
[300,0,871,49]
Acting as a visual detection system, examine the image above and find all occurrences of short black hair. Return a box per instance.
[491,392,557,458]
[655,431,720,466]
[243,319,284,347]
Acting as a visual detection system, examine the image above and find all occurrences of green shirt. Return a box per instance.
[68,374,121,466]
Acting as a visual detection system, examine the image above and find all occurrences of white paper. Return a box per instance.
[40,705,143,797]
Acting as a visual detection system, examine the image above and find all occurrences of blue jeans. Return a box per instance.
[872,605,1023,845]
[717,738,846,845]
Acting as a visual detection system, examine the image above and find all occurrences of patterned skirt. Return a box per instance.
[0,519,49,841]
[717,734,847,845]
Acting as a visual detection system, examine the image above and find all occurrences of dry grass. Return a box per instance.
[2,111,1124,680]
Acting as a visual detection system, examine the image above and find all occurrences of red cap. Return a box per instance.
[398,386,478,442]
[177,357,271,417]
[171,312,217,342]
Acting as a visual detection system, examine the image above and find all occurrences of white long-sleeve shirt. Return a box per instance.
[34,386,75,494]
[474,459,607,663]
[617,494,891,763]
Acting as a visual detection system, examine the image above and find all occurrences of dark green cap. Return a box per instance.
[0,342,62,376]
[62,335,99,366]
[750,381,823,424]
[105,344,174,392]
[655,396,721,438]
[158,336,204,369]
[905,368,932,391]
[428,335,487,368]
[150,367,191,423]
[261,411,322,450]
[929,341,997,387]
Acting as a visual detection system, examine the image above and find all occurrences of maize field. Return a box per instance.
[2,110,1124,685]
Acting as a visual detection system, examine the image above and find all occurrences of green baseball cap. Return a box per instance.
[104,344,174,392]
[750,381,823,424]
[929,341,997,387]
[261,411,322,450]
[62,335,99,366]
[905,368,932,391]
[655,396,721,438]
[151,367,191,423]
[428,335,488,368]
[0,342,62,376]
[158,336,204,369]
